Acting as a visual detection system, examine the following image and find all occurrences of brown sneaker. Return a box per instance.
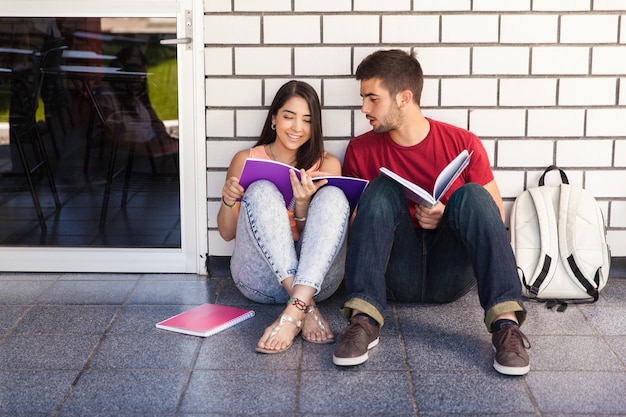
[332,315,379,366]
[492,324,531,376]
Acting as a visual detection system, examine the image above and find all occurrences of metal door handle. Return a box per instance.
[160,38,191,45]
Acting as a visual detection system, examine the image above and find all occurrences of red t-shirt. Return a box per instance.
[342,118,494,228]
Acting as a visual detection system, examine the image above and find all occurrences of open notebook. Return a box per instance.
[156,303,255,337]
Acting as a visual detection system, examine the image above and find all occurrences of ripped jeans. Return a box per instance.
[230,180,350,304]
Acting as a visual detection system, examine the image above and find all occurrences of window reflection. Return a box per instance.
[0,17,180,247]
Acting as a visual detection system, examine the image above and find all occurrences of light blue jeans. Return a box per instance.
[230,180,349,304]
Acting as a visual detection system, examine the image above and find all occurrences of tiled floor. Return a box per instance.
[1,267,626,416]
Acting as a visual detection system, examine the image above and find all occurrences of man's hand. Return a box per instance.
[415,202,444,229]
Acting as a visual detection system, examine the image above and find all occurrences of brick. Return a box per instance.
[204,0,231,12]
[440,78,497,106]
[621,78,626,105]
[206,140,255,167]
[586,170,626,198]
[531,47,590,75]
[559,78,617,106]
[556,140,613,167]
[421,79,440,107]
[442,15,499,43]
[324,139,351,162]
[616,141,626,166]
[500,78,557,106]
[592,47,626,75]
[470,109,526,136]
[528,109,585,136]
[236,110,266,137]
[472,47,529,75]
[322,110,352,137]
[501,15,558,43]
[610,201,626,227]
[382,15,440,44]
[587,109,626,136]
[607,230,626,255]
[353,110,372,136]
[323,78,361,106]
[497,140,554,167]
[295,0,351,11]
[205,48,233,75]
[532,0,591,11]
[472,0,530,11]
[561,15,618,43]
[235,47,291,75]
[414,0,471,11]
[294,47,352,75]
[209,230,235,255]
[415,47,471,75]
[494,171,526,199]
[422,109,469,130]
[205,79,261,106]
[264,16,320,44]
[594,0,626,10]
[206,110,234,137]
[264,79,322,106]
[355,0,411,11]
[204,16,260,44]
[234,0,291,11]
[323,15,380,44]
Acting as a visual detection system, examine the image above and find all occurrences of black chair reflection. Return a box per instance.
[1,46,62,232]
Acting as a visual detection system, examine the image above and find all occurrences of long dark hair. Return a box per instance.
[255,80,324,170]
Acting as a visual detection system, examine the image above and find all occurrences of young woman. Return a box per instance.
[218,80,350,353]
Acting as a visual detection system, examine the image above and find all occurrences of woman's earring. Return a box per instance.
[271,123,276,130]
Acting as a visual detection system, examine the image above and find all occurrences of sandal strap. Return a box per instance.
[268,313,303,338]
[306,305,328,333]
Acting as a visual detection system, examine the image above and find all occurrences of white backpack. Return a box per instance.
[510,166,611,310]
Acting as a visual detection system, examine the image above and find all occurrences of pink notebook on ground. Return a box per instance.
[156,303,255,337]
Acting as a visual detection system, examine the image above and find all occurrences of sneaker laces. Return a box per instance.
[342,317,374,340]
[496,325,531,352]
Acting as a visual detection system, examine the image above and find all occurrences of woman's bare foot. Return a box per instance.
[302,305,334,344]
[256,307,305,353]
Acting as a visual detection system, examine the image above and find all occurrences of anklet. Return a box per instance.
[287,296,307,312]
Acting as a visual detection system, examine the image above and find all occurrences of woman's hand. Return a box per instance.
[290,169,325,204]
[415,202,444,229]
[221,176,244,207]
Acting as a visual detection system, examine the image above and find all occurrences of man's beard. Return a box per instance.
[373,103,402,133]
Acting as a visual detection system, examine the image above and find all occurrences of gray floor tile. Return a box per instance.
[526,371,626,413]
[0,304,28,333]
[127,280,212,305]
[38,280,136,304]
[411,371,535,414]
[529,335,624,371]
[180,370,298,414]
[0,370,77,414]
[11,305,119,335]
[0,335,100,370]
[579,305,626,335]
[404,333,493,371]
[88,334,199,369]
[0,280,54,304]
[61,369,189,413]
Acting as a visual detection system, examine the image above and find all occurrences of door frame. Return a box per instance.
[0,0,208,273]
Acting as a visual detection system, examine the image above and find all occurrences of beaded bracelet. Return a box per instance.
[287,296,307,312]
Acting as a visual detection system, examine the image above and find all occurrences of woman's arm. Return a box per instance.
[217,150,248,241]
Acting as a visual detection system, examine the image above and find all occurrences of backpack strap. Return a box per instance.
[525,186,559,296]
[558,183,601,301]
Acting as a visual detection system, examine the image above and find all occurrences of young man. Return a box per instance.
[333,49,531,376]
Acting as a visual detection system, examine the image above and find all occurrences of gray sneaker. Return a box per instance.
[332,315,379,366]
[492,324,531,376]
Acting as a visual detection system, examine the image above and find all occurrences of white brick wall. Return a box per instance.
[204,5,626,257]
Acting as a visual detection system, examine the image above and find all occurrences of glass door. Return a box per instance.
[0,0,205,272]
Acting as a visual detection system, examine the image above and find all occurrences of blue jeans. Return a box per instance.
[342,175,526,332]
[230,180,349,304]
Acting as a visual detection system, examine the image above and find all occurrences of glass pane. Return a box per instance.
[0,17,180,247]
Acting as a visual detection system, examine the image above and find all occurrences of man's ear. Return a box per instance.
[397,90,413,107]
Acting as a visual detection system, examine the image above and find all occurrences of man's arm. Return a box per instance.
[483,179,505,223]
